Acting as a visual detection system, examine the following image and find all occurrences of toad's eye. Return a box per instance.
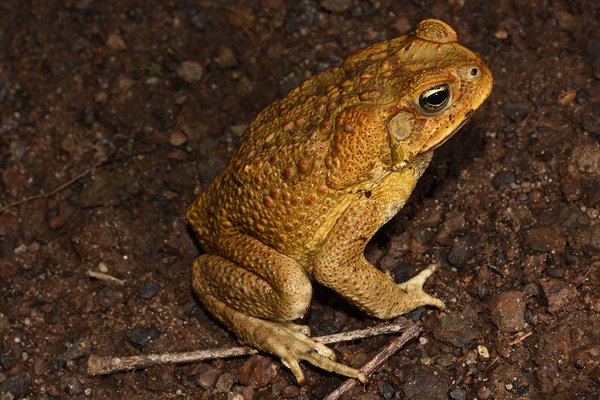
[418,84,451,114]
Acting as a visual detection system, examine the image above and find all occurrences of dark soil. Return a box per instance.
[1,1,599,399]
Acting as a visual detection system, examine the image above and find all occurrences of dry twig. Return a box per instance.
[0,147,161,214]
[87,321,412,376]
[576,261,597,288]
[510,331,532,345]
[86,270,126,286]
[324,322,422,400]
[0,161,105,214]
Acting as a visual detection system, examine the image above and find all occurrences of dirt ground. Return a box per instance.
[1,1,599,399]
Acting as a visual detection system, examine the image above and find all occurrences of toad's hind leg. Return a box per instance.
[191,235,366,384]
[195,284,366,384]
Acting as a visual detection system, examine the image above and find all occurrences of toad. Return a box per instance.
[187,19,492,384]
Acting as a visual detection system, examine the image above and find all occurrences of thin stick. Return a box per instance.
[86,270,126,286]
[576,262,597,288]
[0,147,161,214]
[510,331,532,345]
[324,323,422,400]
[0,161,104,214]
[87,321,411,376]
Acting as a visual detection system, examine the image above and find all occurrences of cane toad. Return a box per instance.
[187,19,493,384]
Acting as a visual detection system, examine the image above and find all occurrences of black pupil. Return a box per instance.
[426,88,448,106]
[471,68,478,76]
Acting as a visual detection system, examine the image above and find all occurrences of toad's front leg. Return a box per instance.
[191,233,366,384]
[313,165,445,319]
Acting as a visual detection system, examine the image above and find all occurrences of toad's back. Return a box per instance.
[187,26,488,259]
[186,72,350,261]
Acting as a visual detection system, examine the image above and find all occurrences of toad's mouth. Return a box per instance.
[422,108,475,152]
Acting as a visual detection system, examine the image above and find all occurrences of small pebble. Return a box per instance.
[434,310,476,348]
[2,165,24,194]
[435,353,457,368]
[170,130,188,146]
[95,91,108,103]
[546,265,565,279]
[97,262,109,273]
[477,386,492,399]
[191,13,209,31]
[33,357,46,375]
[214,372,235,393]
[167,149,188,161]
[320,0,353,13]
[568,144,600,179]
[561,179,582,201]
[239,355,277,388]
[177,61,204,83]
[449,388,467,400]
[117,76,134,92]
[125,326,159,349]
[54,338,91,368]
[106,33,127,50]
[446,234,475,268]
[477,345,490,359]
[378,382,396,400]
[541,279,578,313]
[46,203,74,229]
[137,281,160,300]
[230,124,248,137]
[0,313,11,336]
[393,17,411,35]
[63,376,84,395]
[194,364,221,389]
[61,339,92,362]
[146,368,175,392]
[237,385,253,399]
[9,140,27,160]
[97,287,125,310]
[436,210,465,245]
[0,352,13,370]
[0,372,31,398]
[576,89,591,103]
[489,291,526,332]
[280,385,301,398]
[555,10,576,32]
[492,170,516,189]
[494,30,508,39]
[214,46,238,69]
[557,89,576,105]
[573,345,600,368]
[502,101,529,122]
[226,6,256,31]
[522,227,566,253]
[0,261,17,279]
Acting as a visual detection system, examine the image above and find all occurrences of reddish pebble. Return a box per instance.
[239,355,277,388]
